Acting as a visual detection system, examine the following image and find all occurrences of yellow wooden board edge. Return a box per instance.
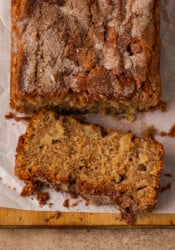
[0,208,175,228]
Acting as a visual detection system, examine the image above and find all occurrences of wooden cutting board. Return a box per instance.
[0,208,175,228]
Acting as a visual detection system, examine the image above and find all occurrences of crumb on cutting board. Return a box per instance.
[85,200,90,206]
[71,201,81,207]
[5,111,31,122]
[44,211,61,223]
[164,173,172,178]
[63,199,70,208]
[160,183,172,193]
[5,112,15,119]
[168,125,175,137]
[159,131,167,137]
[143,125,157,138]
[36,192,50,206]
[48,202,54,208]
[159,124,175,137]
[159,100,168,112]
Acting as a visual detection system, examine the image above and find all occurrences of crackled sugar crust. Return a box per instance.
[11,0,161,114]
[15,110,164,224]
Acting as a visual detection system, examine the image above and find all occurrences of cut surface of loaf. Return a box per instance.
[11,0,161,116]
[15,110,164,224]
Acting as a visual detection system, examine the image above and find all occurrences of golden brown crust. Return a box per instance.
[11,0,161,115]
[15,110,164,224]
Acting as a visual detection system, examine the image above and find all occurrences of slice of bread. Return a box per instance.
[15,110,164,224]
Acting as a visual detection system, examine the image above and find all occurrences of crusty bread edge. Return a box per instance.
[10,0,31,110]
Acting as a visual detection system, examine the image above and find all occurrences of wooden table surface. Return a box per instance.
[0,228,175,250]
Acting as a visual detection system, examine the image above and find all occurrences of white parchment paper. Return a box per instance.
[0,0,175,213]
